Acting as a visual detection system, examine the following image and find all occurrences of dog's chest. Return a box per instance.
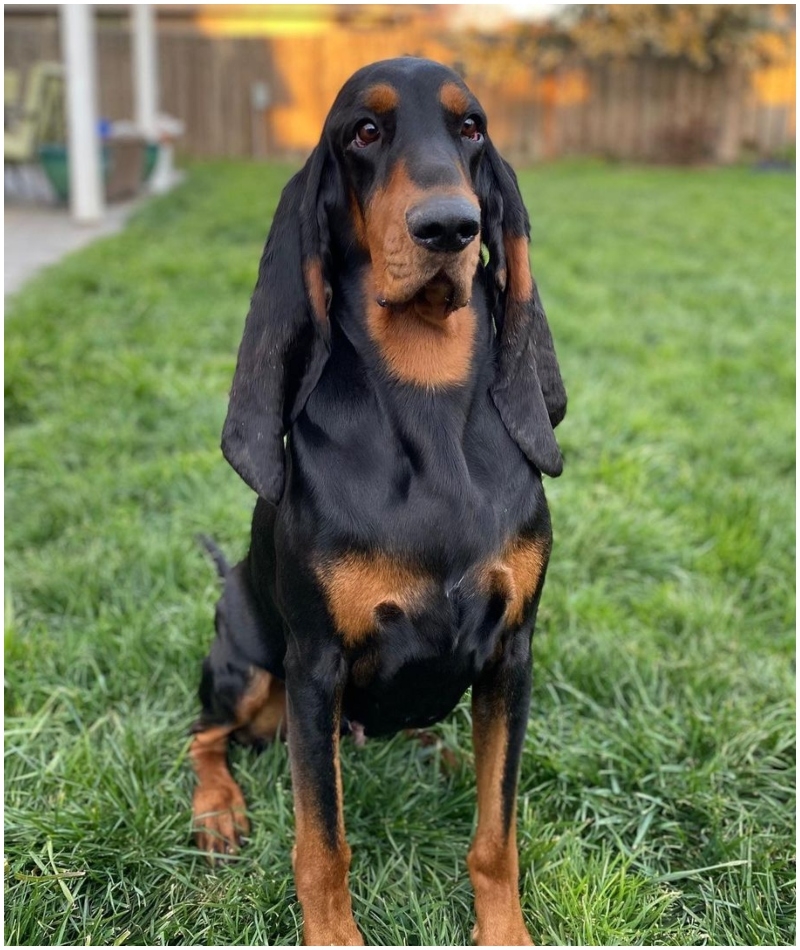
[332,536,547,736]
[286,366,549,736]
[292,377,542,567]
[313,522,549,737]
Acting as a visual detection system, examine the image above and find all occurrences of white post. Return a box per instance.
[60,4,104,223]
[132,5,158,140]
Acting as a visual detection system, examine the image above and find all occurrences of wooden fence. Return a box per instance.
[4,17,795,164]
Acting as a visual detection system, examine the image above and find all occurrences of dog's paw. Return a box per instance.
[192,778,249,861]
[472,921,534,946]
[303,921,365,946]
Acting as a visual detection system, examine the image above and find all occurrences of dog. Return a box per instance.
[190,56,567,946]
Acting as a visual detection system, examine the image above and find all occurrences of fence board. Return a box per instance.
[4,20,795,164]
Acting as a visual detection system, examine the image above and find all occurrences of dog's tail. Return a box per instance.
[196,534,231,579]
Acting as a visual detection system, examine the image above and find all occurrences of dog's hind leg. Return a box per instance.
[190,663,286,858]
[190,719,248,858]
[192,538,288,858]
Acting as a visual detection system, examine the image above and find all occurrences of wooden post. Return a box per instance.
[60,4,104,223]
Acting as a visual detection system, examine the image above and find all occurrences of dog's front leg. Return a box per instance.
[285,648,363,947]
[468,631,534,946]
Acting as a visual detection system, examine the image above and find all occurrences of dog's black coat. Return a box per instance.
[195,56,566,867]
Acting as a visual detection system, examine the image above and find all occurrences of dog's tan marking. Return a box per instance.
[365,280,478,387]
[304,257,328,324]
[503,235,534,305]
[191,667,285,856]
[360,161,480,387]
[363,82,399,113]
[363,161,481,311]
[291,701,363,944]
[316,552,433,644]
[479,535,549,627]
[468,703,533,945]
[363,161,424,299]
[293,803,362,945]
[236,668,287,743]
[190,725,249,857]
[439,80,470,115]
[350,191,368,249]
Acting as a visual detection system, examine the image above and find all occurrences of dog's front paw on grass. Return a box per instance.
[303,921,365,946]
[192,779,250,860]
[472,921,534,946]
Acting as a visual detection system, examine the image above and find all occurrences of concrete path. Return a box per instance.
[4,166,184,298]
[5,197,139,297]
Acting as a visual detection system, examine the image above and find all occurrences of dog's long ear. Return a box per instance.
[477,141,567,478]
[221,145,338,504]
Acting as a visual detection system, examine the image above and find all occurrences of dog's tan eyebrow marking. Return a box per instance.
[439,81,470,114]
[363,83,399,113]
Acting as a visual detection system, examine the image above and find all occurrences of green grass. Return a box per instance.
[5,160,795,946]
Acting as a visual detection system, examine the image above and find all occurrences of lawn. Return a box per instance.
[4,161,795,946]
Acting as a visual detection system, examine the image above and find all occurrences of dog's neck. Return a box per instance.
[330,261,491,406]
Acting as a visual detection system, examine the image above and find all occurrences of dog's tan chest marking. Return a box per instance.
[365,282,478,387]
[479,535,549,627]
[316,552,433,644]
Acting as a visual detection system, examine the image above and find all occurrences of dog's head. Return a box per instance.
[329,59,484,321]
[222,58,566,504]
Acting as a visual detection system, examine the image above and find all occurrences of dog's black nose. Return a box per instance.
[407,197,480,253]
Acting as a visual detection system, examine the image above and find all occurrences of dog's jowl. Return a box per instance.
[191,57,567,946]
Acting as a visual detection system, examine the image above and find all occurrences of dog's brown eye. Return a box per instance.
[354,121,380,148]
[461,116,483,142]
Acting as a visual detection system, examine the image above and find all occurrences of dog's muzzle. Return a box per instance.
[406,196,480,254]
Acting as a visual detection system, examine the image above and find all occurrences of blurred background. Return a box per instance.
[4,7,796,946]
[4,3,796,201]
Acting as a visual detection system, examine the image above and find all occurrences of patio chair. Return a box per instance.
[5,69,21,121]
[5,62,65,167]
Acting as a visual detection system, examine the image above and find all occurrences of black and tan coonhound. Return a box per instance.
[190,56,567,946]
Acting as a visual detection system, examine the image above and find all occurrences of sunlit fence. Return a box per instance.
[5,17,795,164]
